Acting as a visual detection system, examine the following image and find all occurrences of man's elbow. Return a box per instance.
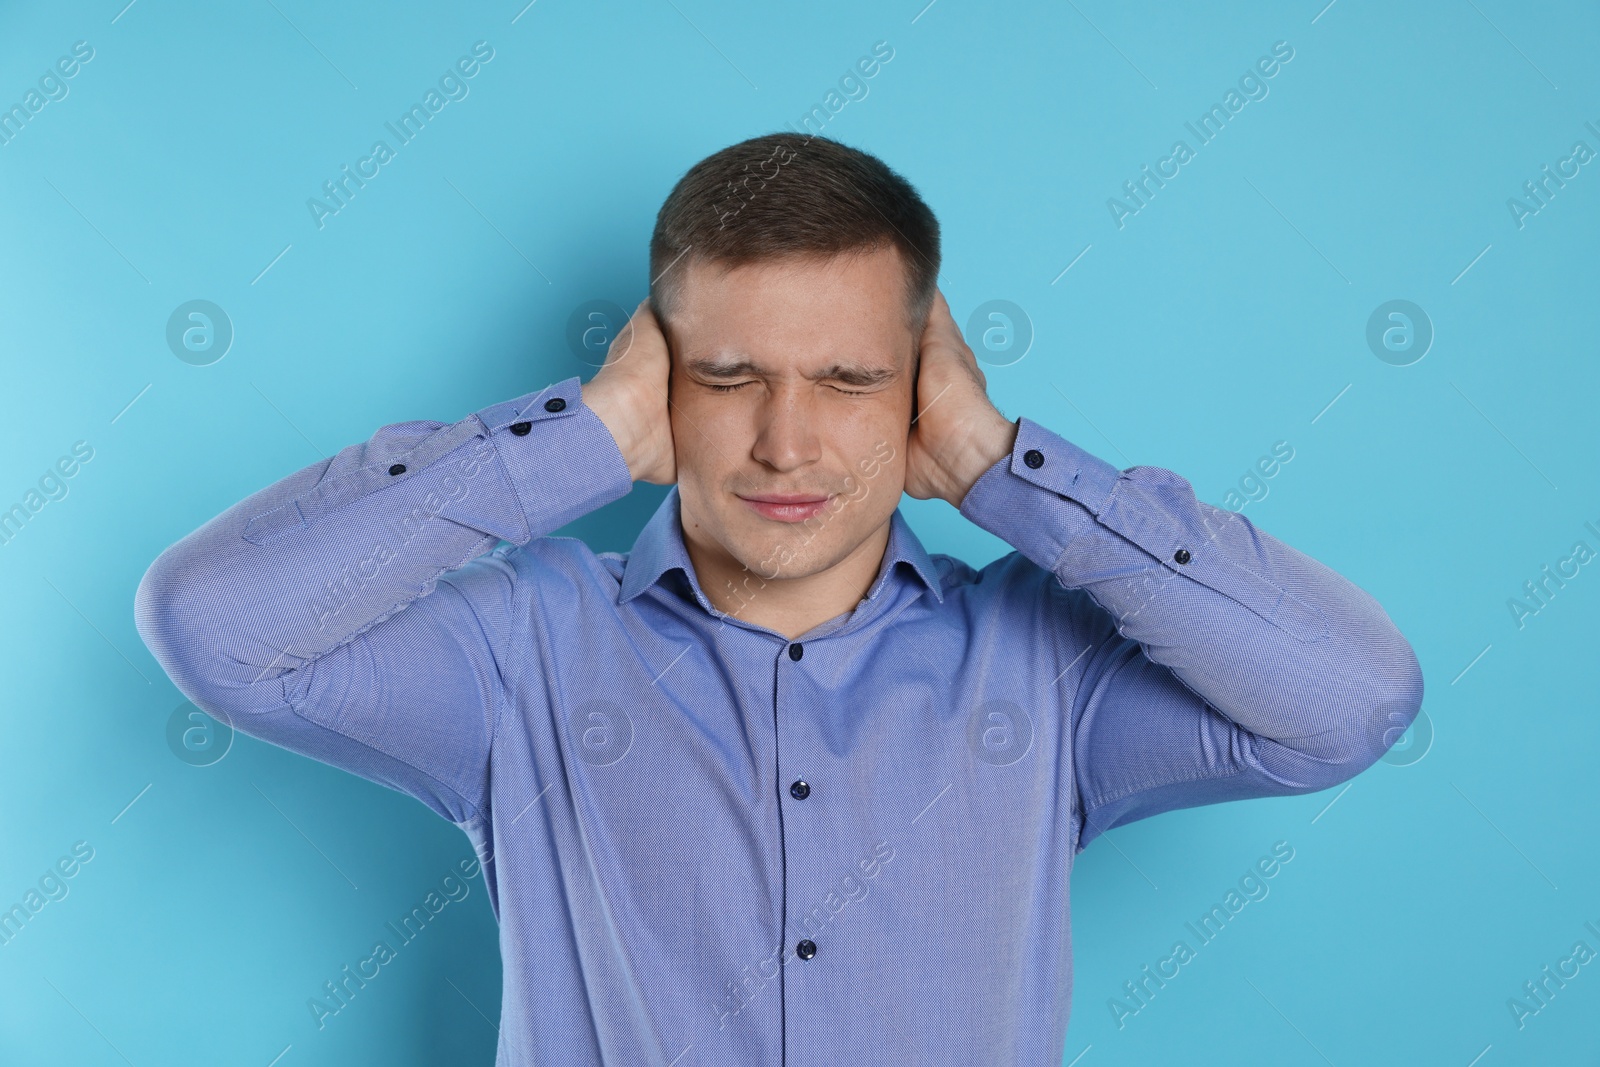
[1328,634,1427,784]
[134,545,230,701]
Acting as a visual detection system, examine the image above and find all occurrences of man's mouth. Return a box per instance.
[737,493,833,523]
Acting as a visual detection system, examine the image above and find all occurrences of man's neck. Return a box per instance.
[685,517,894,641]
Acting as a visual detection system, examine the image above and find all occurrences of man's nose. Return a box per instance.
[750,386,821,471]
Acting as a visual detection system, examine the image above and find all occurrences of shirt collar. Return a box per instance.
[619,485,946,611]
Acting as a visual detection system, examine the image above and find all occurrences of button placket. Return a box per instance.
[777,639,825,979]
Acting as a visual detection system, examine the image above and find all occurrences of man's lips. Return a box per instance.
[737,492,833,523]
[739,493,830,504]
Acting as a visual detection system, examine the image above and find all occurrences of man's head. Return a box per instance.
[646,133,941,595]
[649,133,941,338]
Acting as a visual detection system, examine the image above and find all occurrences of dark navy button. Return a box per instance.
[544,397,566,413]
[1174,548,1192,564]
[788,643,803,661]
[1023,449,1044,469]
[510,421,532,436]
[790,780,810,800]
[388,463,406,476]
[796,939,817,960]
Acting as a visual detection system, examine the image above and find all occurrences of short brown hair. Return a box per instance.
[649,132,940,335]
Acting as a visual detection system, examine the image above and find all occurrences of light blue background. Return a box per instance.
[2,0,1597,1063]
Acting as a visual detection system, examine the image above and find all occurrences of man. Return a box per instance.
[135,132,1424,1065]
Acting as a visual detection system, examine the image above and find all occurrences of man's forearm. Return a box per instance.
[134,376,633,701]
[958,416,1424,767]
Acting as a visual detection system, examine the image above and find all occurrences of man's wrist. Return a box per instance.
[580,381,643,482]
[947,415,1019,507]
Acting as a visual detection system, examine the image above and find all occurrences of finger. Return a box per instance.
[920,289,944,337]
[921,302,965,360]
[608,321,634,366]
[609,300,652,366]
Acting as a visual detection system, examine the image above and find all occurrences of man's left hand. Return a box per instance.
[903,289,1019,507]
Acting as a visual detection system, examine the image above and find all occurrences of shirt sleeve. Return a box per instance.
[957,416,1425,854]
[133,375,634,824]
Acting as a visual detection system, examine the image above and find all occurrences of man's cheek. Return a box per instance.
[859,436,900,479]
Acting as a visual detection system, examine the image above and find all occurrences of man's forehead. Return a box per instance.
[661,249,917,363]
[671,249,908,312]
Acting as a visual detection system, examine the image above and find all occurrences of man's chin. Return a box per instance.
[722,524,833,582]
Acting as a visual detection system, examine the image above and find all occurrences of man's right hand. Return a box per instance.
[580,299,676,486]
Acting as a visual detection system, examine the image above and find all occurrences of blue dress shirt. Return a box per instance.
[134,374,1423,1066]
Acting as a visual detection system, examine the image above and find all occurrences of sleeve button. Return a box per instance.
[510,421,532,436]
[544,397,566,413]
[1023,449,1044,469]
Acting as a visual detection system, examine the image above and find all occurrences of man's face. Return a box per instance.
[662,245,917,588]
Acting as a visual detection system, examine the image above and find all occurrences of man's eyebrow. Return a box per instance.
[684,356,897,388]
